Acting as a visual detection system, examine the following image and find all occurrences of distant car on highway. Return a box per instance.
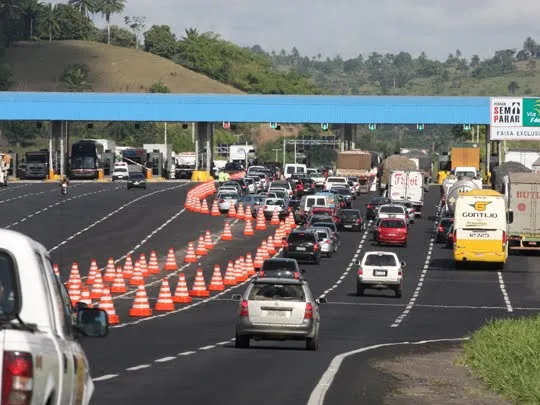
[127,172,146,189]
[375,218,408,247]
[283,229,322,264]
[436,217,454,243]
[310,227,337,257]
[336,208,364,232]
[257,258,305,279]
[217,192,239,213]
[112,165,129,181]
[356,251,405,298]
[232,277,326,350]
[376,204,410,226]
[263,198,286,219]
[366,197,392,220]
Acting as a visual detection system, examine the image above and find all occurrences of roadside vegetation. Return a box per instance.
[464,316,540,405]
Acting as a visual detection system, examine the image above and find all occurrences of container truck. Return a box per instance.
[503,172,540,252]
[336,150,374,193]
[24,150,49,179]
[388,170,425,215]
[450,144,480,170]
[378,155,417,193]
[443,178,481,217]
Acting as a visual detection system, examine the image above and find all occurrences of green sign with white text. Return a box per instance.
[523,98,540,126]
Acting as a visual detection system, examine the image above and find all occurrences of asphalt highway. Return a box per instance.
[2,181,539,405]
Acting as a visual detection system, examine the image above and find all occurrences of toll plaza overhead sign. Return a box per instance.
[490,97,540,140]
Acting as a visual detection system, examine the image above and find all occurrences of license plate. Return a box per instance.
[530,241,537,245]
[388,215,396,218]
[387,233,396,237]
[296,247,306,251]
[374,270,387,276]
[263,310,288,317]
[344,225,352,228]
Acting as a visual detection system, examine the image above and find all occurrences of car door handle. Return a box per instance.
[63,353,68,374]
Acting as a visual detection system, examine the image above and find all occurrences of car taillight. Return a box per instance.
[258,271,265,277]
[264,205,268,210]
[398,270,402,277]
[2,351,33,405]
[367,204,373,209]
[284,242,289,249]
[219,199,225,203]
[357,268,363,275]
[453,230,457,244]
[304,303,313,319]
[438,226,443,232]
[294,272,300,279]
[356,218,362,224]
[240,300,249,317]
[502,231,507,245]
[313,243,319,251]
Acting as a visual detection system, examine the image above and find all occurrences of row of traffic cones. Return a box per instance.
[185,180,216,213]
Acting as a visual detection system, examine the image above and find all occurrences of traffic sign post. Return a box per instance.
[321,123,329,131]
[417,124,424,131]
[490,97,540,140]
[368,124,376,131]
[222,121,231,129]
[270,122,281,130]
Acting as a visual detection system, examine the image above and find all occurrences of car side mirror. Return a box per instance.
[231,294,243,301]
[400,261,407,267]
[76,308,109,337]
[316,297,327,305]
[74,301,88,312]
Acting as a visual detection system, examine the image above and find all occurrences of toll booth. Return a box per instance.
[148,151,163,177]
[102,152,115,175]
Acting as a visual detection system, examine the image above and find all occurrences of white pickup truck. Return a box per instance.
[0,228,109,405]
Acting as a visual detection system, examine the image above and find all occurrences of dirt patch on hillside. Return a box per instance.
[375,348,510,405]
[252,124,301,146]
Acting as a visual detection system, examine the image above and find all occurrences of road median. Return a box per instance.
[464,315,540,404]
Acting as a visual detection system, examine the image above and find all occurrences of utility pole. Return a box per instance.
[272,148,280,162]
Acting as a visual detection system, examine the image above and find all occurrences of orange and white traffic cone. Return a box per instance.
[110,266,127,294]
[256,212,266,231]
[194,199,202,213]
[261,240,270,259]
[79,287,93,308]
[270,208,280,225]
[155,279,175,311]
[147,251,160,274]
[68,280,82,306]
[244,220,254,236]
[91,270,104,300]
[195,235,207,256]
[267,236,276,255]
[189,269,210,297]
[123,255,134,279]
[210,200,220,216]
[221,222,233,241]
[274,227,283,248]
[208,265,225,291]
[129,285,153,317]
[237,203,245,220]
[228,204,237,218]
[253,249,264,270]
[67,262,81,289]
[200,199,209,215]
[129,261,145,286]
[172,273,192,303]
[139,253,149,277]
[87,259,99,285]
[184,242,197,263]
[99,287,119,324]
[163,248,178,271]
[245,253,256,276]
[103,257,116,282]
[235,259,247,282]
[244,205,252,221]
[204,230,214,250]
[223,260,237,286]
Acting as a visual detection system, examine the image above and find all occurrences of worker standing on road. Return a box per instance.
[218,170,225,187]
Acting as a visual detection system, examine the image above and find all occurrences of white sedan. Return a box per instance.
[356,251,405,298]
[376,204,410,226]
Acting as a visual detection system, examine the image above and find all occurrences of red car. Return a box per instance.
[376,218,408,247]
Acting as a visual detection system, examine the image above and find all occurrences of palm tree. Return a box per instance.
[0,0,21,43]
[181,27,199,41]
[507,81,520,95]
[68,0,97,17]
[38,3,59,42]
[59,64,92,92]
[97,0,126,45]
[20,0,42,39]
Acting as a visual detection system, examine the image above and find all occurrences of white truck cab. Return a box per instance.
[0,229,109,405]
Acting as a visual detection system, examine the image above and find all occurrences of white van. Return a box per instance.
[284,164,307,179]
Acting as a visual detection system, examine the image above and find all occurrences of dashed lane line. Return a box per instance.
[318,220,372,301]
[324,301,539,311]
[0,183,84,204]
[497,271,513,312]
[5,186,123,229]
[390,203,441,328]
[0,184,31,193]
[49,183,189,253]
[96,338,237,382]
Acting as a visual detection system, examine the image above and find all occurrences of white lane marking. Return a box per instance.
[5,186,122,229]
[306,337,469,405]
[0,183,83,204]
[325,301,526,310]
[390,203,441,328]
[0,184,31,193]
[497,271,513,312]
[198,345,215,351]
[178,351,196,356]
[155,356,176,363]
[318,220,372,300]
[49,183,189,253]
[126,364,151,371]
[92,374,118,382]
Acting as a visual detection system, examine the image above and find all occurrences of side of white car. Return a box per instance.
[356,251,405,298]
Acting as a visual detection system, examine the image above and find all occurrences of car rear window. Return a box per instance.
[265,199,284,206]
[380,219,405,228]
[313,223,337,232]
[249,283,305,301]
[288,232,316,243]
[364,254,397,267]
[261,260,297,271]
[0,252,17,315]
[316,231,329,240]
[440,219,454,229]
[340,210,360,219]
[380,206,405,214]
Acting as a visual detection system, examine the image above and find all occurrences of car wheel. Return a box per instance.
[306,337,319,351]
[235,334,250,348]
[356,282,365,297]
[395,287,402,298]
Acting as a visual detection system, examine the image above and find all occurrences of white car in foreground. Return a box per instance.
[356,251,405,298]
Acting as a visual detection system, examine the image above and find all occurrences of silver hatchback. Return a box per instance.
[232,278,326,350]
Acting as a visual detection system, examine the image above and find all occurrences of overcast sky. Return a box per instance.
[95,0,540,61]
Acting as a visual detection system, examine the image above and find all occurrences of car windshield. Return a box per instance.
[248,283,305,301]
[380,206,405,214]
[364,254,397,267]
[218,194,238,200]
[310,216,333,223]
[262,260,297,271]
[114,167,128,173]
[380,219,405,228]
[340,210,361,219]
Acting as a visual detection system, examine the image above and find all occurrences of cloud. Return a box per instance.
[99,0,540,60]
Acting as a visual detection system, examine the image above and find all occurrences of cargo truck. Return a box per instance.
[503,172,540,252]
[450,144,480,170]
[387,170,424,215]
[503,149,540,170]
[24,150,49,179]
[336,150,374,193]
